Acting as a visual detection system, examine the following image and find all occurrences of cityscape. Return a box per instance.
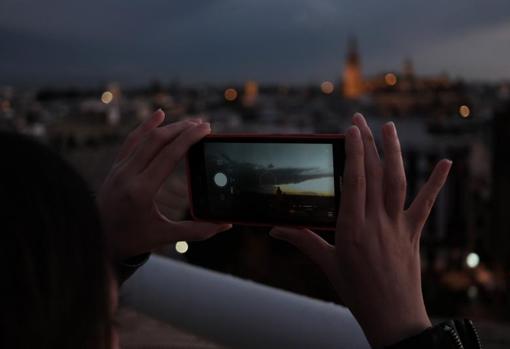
[2,32,510,344]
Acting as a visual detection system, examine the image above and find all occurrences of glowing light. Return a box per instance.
[175,241,189,254]
[466,252,480,268]
[384,73,398,86]
[101,91,113,104]
[320,81,335,94]
[224,88,238,102]
[459,105,470,118]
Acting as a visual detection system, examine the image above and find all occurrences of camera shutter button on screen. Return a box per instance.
[214,172,228,187]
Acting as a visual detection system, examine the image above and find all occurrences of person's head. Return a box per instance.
[0,131,114,348]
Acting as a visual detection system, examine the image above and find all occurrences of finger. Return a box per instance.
[269,226,336,276]
[115,109,166,162]
[352,113,383,207]
[406,159,452,236]
[163,221,233,242]
[338,126,365,238]
[382,121,407,216]
[142,122,212,194]
[124,120,198,174]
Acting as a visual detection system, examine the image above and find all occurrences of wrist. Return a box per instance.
[355,303,431,348]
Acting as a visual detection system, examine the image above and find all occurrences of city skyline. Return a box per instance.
[1,0,510,87]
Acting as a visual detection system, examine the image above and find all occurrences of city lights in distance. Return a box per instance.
[175,241,189,254]
[384,73,398,86]
[224,88,238,102]
[320,81,335,94]
[459,105,471,118]
[101,91,113,104]
[1,100,11,111]
[466,252,480,268]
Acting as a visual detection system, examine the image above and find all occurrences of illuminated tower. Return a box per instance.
[242,80,259,107]
[342,38,364,99]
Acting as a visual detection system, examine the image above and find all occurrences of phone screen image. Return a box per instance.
[188,136,344,228]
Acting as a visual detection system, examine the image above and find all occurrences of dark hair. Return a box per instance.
[0,132,112,348]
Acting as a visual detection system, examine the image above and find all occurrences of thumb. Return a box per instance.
[270,226,336,276]
[165,220,233,242]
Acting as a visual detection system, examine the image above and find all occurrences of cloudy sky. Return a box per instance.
[1,0,509,87]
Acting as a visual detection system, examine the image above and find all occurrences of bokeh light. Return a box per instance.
[175,241,189,254]
[466,252,480,268]
[224,88,238,102]
[459,105,471,118]
[101,91,113,104]
[384,73,398,86]
[320,81,335,94]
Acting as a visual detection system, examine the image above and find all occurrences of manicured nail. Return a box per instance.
[217,224,232,232]
[384,121,396,136]
[352,112,365,124]
[197,122,210,128]
[347,125,360,137]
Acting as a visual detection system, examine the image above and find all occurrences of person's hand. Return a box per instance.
[155,175,190,221]
[97,110,232,260]
[269,114,452,348]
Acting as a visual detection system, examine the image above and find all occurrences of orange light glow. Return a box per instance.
[384,73,398,86]
[224,88,238,102]
[459,105,470,118]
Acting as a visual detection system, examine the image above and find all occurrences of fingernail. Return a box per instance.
[217,224,232,232]
[347,125,360,137]
[384,121,396,135]
[352,112,365,123]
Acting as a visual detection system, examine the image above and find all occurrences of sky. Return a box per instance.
[1,0,509,87]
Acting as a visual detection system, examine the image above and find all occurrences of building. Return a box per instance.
[342,38,364,99]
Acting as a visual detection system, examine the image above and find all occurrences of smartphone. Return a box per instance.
[186,134,345,230]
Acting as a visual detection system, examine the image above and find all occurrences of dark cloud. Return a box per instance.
[1,0,509,86]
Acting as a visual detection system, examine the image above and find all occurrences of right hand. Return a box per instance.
[270,114,452,348]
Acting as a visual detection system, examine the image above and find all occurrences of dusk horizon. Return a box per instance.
[1,0,509,87]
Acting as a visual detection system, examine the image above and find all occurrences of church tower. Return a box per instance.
[342,37,364,99]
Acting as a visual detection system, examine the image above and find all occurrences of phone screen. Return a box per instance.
[187,136,344,229]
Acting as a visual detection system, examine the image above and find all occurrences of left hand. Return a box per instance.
[97,110,232,260]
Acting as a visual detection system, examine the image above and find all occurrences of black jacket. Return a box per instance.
[387,319,482,349]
